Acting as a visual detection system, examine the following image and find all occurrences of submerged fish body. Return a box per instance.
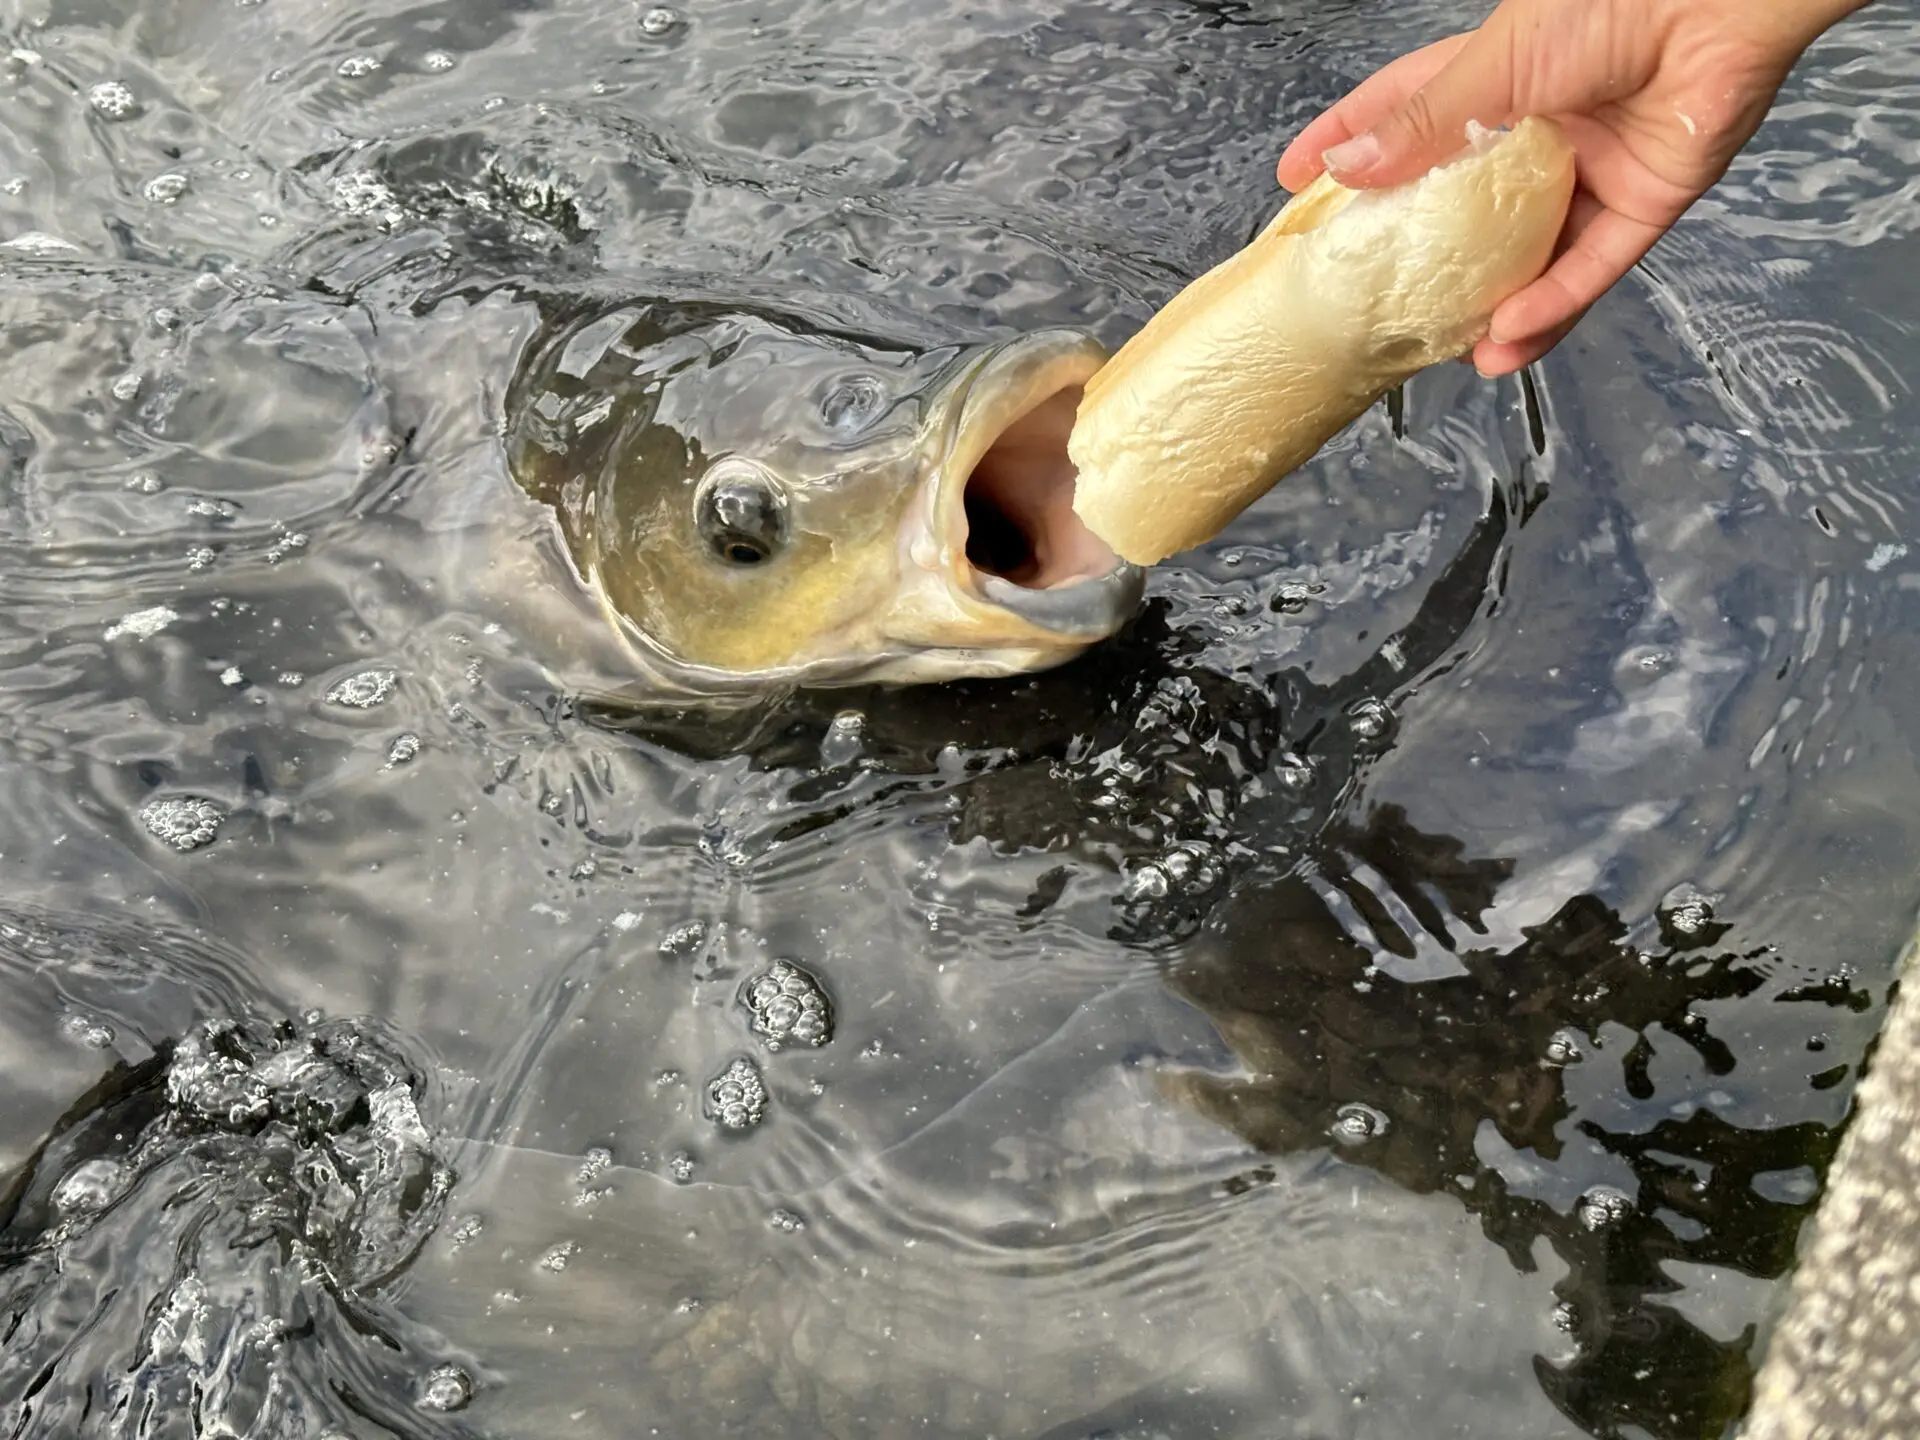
[503,300,1145,695]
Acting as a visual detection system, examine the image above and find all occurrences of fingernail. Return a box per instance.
[1322,132,1381,177]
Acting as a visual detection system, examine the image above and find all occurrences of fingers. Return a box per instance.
[1487,203,1666,345]
[1472,310,1583,376]
[1320,18,1521,188]
[1276,35,1471,191]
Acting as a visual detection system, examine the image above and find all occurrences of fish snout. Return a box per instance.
[935,331,1146,650]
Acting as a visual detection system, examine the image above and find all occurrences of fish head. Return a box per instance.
[505,302,1144,691]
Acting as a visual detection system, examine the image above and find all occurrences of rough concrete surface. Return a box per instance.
[1744,928,1920,1440]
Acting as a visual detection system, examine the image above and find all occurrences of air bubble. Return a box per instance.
[1329,1101,1389,1146]
[1271,582,1320,615]
[143,172,189,203]
[1576,1186,1634,1232]
[1544,1030,1585,1066]
[416,1364,473,1412]
[1159,842,1221,891]
[706,1057,768,1132]
[1346,698,1394,743]
[768,1207,806,1233]
[639,5,682,35]
[140,796,226,852]
[110,372,142,401]
[326,669,397,709]
[86,80,137,119]
[741,960,833,1051]
[820,709,865,766]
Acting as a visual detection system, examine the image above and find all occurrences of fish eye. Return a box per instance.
[695,462,788,567]
[817,373,888,434]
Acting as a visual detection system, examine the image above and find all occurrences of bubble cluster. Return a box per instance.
[104,605,179,641]
[325,669,398,709]
[336,54,383,78]
[1576,1185,1635,1233]
[2,232,81,255]
[1663,895,1714,937]
[421,49,457,72]
[416,1364,473,1412]
[706,1057,767,1132]
[384,733,421,768]
[768,1207,806,1233]
[328,172,404,229]
[263,530,308,563]
[140,796,226,852]
[1329,1101,1390,1147]
[86,80,137,119]
[658,920,707,959]
[740,960,833,1051]
[61,1012,115,1048]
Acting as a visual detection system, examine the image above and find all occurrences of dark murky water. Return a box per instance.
[4,0,1920,1435]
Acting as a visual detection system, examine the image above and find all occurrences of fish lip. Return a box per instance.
[976,565,1148,638]
[918,329,1145,644]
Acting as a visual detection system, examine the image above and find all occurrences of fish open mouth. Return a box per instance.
[944,339,1146,640]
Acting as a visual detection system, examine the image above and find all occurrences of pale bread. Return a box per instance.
[1067,117,1577,565]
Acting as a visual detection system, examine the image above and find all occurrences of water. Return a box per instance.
[3,0,1919,1435]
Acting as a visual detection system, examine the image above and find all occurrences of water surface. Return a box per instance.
[3,0,1920,1436]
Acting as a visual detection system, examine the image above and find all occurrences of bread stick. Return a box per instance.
[1067,118,1577,565]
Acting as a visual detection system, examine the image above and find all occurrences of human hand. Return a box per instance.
[1276,0,1873,375]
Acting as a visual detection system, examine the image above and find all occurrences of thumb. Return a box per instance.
[1321,18,1519,188]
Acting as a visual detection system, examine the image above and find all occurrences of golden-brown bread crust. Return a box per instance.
[1067,118,1577,565]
